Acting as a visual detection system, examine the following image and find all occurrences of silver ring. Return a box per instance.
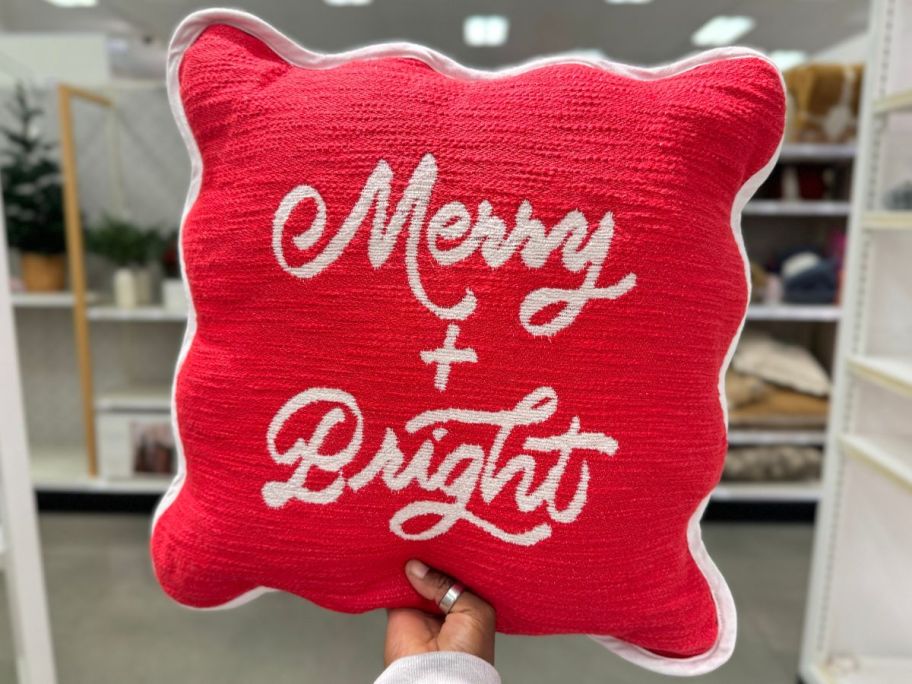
[438,581,465,615]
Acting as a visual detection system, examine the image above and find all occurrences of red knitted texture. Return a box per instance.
[151,21,785,662]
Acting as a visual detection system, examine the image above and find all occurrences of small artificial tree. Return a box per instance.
[1,84,66,254]
[85,214,156,268]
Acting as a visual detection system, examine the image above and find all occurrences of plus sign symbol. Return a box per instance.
[420,324,478,392]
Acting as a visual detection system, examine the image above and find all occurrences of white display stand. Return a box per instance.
[0,215,58,679]
[799,0,912,682]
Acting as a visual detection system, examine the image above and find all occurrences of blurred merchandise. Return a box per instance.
[763,274,784,304]
[784,63,863,143]
[733,332,831,397]
[885,180,912,209]
[781,250,838,304]
[727,332,831,430]
[161,278,187,313]
[723,446,822,482]
[19,252,65,292]
[725,370,771,409]
[729,386,829,428]
[97,411,175,480]
[1,85,67,292]
[159,230,188,313]
[749,261,767,301]
[85,215,163,308]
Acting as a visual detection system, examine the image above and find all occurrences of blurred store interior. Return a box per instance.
[2,1,912,683]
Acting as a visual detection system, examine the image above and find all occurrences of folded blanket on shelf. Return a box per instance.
[728,386,829,428]
[725,370,772,409]
[733,332,831,397]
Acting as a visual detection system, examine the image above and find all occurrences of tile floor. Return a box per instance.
[0,515,812,683]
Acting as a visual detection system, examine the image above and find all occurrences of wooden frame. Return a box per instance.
[57,84,113,478]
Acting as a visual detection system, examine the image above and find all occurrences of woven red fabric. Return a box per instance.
[151,12,784,670]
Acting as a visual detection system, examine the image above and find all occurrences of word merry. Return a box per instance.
[261,386,618,545]
[272,153,636,336]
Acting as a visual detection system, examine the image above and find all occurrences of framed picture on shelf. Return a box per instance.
[97,411,175,480]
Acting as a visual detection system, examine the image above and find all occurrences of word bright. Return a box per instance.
[261,386,618,546]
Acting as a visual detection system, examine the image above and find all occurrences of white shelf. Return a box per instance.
[728,429,827,446]
[874,88,912,114]
[841,434,912,492]
[747,304,841,321]
[95,385,171,412]
[848,356,912,397]
[12,291,98,308]
[744,200,852,216]
[29,443,170,494]
[712,481,821,502]
[863,211,912,231]
[88,305,187,322]
[778,143,856,162]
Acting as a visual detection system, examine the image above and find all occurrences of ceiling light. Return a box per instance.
[323,0,372,6]
[769,50,808,71]
[44,0,97,6]
[463,16,509,47]
[605,0,653,4]
[691,15,756,47]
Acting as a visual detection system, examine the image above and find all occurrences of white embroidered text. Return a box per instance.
[261,386,618,545]
[272,153,636,336]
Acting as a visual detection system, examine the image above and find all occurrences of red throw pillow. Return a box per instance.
[152,9,785,675]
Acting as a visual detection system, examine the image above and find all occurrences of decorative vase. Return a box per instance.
[161,277,188,314]
[20,252,66,292]
[134,266,153,305]
[113,267,138,309]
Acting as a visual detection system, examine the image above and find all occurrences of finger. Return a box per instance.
[404,560,494,625]
[404,560,455,605]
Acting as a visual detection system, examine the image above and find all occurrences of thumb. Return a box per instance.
[404,560,456,605]
[404,560,496,665]
[404,560,494,624]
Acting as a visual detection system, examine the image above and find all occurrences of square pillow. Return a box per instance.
[152,9,785,675]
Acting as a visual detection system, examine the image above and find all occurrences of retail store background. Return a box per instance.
[5,1,909,683]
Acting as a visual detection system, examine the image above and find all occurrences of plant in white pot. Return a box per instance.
[1,84,67,291]
[157,229,187,313]
[86,215,155,309]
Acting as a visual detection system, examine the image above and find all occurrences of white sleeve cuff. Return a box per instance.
[374,652,501,684]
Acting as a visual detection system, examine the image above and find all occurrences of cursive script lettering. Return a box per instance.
[272,154,636,336]
[261,386,618,546]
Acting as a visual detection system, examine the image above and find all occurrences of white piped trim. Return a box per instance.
[151,8,784,674]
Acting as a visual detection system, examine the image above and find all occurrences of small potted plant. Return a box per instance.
[1,84,67,291]
[86,215,155,308]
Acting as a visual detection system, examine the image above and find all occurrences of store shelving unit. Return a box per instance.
[746,304,841,322]
[744,199,852,216]
[863,209,912,229]
[1,206,59,682]
[87,304,186,322]
[727,429,827,447]
[723,147,855,504]
[13,292,81,308]
[778,142,857,163]
[712,481,822,503]
[800,0,912,681]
